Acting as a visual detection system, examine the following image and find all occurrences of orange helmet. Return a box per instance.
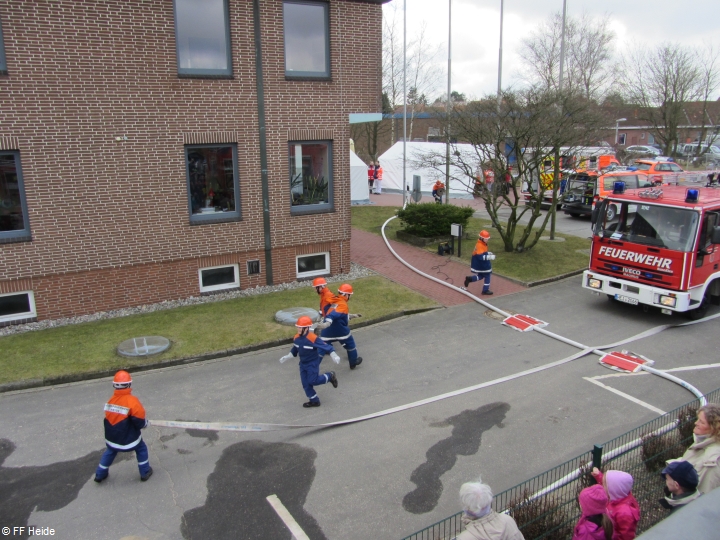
[113,370,132,389]
[312,277,327,288]
[296,316,314,328]
[479,230,490,241]
[338,284,353,296]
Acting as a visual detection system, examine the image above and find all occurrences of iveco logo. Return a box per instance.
[623,267,641,275]
[598,246,672,270]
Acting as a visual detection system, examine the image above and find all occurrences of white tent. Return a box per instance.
[350,150,370,205]
[378,141,483,199]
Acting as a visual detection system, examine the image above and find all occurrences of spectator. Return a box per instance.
[373,162,383,194]
[484,167,495,196]
[667,403,720,494]
[573,484,613,540]
[368,161,375,192]
[456,476,524,540]
[659,461,701,513]
[592,468,640,540]
[432,180,445,203]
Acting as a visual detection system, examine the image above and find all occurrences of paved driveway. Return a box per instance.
[2,276,719,540]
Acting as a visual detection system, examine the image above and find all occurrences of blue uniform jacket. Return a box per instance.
[291,332,335,364]
[471,252,492,273]
[319,306,352,340]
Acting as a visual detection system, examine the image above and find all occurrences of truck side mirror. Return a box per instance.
[711,226,720,245]
[591,206,600,226]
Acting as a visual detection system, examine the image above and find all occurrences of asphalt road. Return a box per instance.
[1,277,719,540]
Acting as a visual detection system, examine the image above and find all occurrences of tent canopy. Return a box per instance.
[350,150,370,205]
[378,141,486,199]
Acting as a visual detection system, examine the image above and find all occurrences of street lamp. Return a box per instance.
[615,118,627,145]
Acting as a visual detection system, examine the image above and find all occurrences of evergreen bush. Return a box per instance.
[396,203,474,238]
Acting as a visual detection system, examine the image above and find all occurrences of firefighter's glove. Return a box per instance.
[487,253,496,260]
[315,319,331,330]
[279,353,294,364]
[349,313,362,319]
[330,352,341,364]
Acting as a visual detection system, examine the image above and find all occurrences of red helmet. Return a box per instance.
[312,277,327,288]
[338,284,353,296]
[479,230,490,241]
[113,370,132,389]
[296,316,314,328]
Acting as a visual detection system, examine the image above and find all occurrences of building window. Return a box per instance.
[296,252,329,279]
[199,264,239,292]
[0,152,31,242]
[289,141,333,214]
[174,0,232,77]
[283,1,330,78]
[648,134,655,144]
[618,133,626,145]
[185,144,240,224]
[0,291,36,324]
[247,260,260,275]
[0,17,7,73]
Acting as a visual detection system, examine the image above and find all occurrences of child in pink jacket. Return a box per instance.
[592,468,640,540]
[573,484,613,540]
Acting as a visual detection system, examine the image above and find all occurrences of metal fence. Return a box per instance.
[401,387,720,540]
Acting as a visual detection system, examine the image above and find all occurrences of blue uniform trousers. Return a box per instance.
[300,361,331,403]
[95,439,150,479]
[469,272,491,292]
[320,335,359,367]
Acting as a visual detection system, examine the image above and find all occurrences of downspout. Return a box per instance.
[253,0,274,285]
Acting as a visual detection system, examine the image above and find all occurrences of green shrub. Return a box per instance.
[396,203,474,237]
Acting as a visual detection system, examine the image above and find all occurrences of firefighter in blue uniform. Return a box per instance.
[462,230,495,295]
[95,370,153,482]
[315,283,363,369]
[280,316,339,408]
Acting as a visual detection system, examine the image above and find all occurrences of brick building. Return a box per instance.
[0,0,389,325]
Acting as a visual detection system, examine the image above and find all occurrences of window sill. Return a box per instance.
[189,214,242,226]
[178,73,234,80]
[290,205,335,216]
[200,286,240,297]
[0,233,32,245]
[285,75,332,82]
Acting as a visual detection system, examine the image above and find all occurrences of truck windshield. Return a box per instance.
[563,174,594,201]
[593,201,699,252]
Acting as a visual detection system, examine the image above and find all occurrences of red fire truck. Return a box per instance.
[583,184,720,319]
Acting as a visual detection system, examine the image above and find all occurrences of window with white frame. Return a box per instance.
[0,16,7,73]
[0,291,36,324]
[283,1,330,78]
[0,151,31,242]
[185,144,240,224]
[289,141,332,214]
[296,252,329,278]
[198,264,239,293]
[174,0,232,77]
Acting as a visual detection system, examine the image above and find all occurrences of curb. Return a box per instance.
[0,307,442,394]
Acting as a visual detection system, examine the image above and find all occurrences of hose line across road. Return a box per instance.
[151,215,713,432]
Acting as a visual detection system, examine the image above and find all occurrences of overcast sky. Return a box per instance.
[384,0,720,101]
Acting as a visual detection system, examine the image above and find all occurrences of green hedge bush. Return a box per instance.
[396,203,475,237]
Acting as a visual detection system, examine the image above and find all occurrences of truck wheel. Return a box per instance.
[606,204,617,221]
[687,291,710,320]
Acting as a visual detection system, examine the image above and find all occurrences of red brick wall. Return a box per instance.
[0,0,381,319]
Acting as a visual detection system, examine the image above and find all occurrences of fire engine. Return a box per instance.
[583,183,720,319]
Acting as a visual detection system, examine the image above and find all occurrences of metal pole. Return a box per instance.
[558,0,567,92]
[497,0,503,105]
[445,0,452,203]
[551,0,568,241]
[402,0,407,203]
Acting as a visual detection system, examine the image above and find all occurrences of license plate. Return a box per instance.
[615,294,639,305]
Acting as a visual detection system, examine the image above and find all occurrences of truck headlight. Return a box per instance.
[587,278,602,289]
[659,295,676,308]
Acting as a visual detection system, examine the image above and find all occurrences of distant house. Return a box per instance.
[0,0,389,325]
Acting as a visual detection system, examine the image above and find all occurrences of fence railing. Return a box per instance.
[401,387,720,540]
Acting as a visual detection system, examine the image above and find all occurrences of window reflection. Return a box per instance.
[175,0,231,75]
[284,1,329,77]
[289,142,330,208]
[186,146,238,220]
[0,153,28,235]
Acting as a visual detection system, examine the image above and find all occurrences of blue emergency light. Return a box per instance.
[685,189,699,203]
[613,181,626,194]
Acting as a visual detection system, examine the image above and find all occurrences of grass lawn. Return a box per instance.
[0,276,438,385]
[352,206,591,283]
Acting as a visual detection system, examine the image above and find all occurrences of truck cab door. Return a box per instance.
[691,211,719,287]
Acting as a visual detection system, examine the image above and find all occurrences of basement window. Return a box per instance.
[198,264,239,293]
[296,252,329,279]
[0,291,36,324]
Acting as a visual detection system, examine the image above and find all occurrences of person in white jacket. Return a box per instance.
[455,476,524,540]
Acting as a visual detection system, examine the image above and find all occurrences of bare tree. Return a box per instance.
[693,45,720,153]
[621,43,712,155]
[405,24,443,141]
[519,12,615,101]
[382,3,403,145]
[412,89,607,252]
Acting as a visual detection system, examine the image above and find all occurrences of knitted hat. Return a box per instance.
[662,461,699,491]
[579,484,608,516]
[604,470,634,501]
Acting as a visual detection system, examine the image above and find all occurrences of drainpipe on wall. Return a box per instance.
[253,0,274,285]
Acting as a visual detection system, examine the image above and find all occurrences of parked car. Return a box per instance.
[677,143,720,165]
[625,145,661,156]
[562,169,651,219]
[633,159,687,184]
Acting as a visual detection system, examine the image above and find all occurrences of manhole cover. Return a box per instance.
[484,309,517,321]
[117,336,171,357]
[275,307,321,326]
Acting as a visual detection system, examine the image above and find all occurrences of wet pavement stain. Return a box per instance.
[402,402,510,514]
[181,440,327,540]
[0,438,104,537]
[179,420,219,445]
